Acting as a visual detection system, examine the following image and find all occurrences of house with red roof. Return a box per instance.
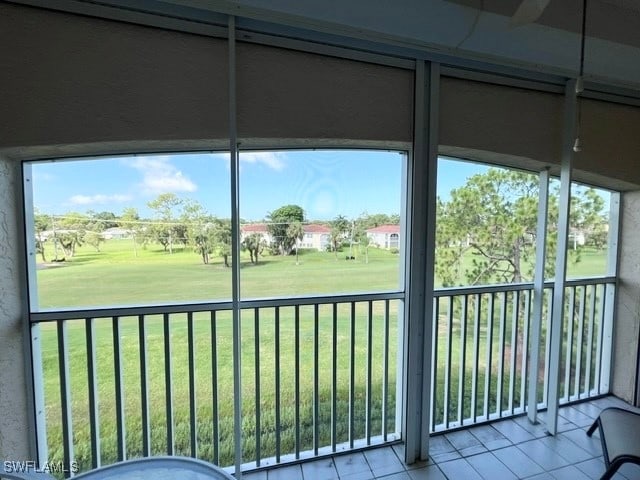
[298,224,331,251]
[366,224,400,249]
[240,223,331,251]
[240,223,271,241]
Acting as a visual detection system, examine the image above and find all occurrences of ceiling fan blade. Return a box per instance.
[510,0,552,26]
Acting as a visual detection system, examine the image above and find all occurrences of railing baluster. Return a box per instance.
[313,304,320,455]
[382,300,390,440]
[563,287,575,402]
[457,295,468,426]
[584,284,596,396]
[331,303,337,452]
[86,317,100,469]
[471,294,481,423]
[112,317,126,461]
[139,314,150,456]
[574,286,586,400]
[444,296,453,428]
[349,302,356,448]
[187,312,197,457]
[164,313,174,456]
[542,291,553,408]
[366,301,373,444]
[295,305,301,458]
[508,291,519,416]
[594,285,606,393]
[254,308,261,465]
[599,283,615,394]
[275,306,281,462]
[431,298,439,430]
[57,321,74,477]
[210,311,219,465]
[483,293,494,421]
[520,290,531,413]
[497,292,507,418]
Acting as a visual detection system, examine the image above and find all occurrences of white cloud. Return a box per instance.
[68,194,132,206]
[128,156,197,194]
[241,152,286,171]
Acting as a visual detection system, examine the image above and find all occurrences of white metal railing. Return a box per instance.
[28,277,615,475]
[430,277,615,432]
[29,293,403,475]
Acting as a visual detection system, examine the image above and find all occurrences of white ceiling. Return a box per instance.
[16,0,640,91]
[177,0,640,90]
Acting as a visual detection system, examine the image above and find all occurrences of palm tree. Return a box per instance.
[242,233,265,264]
[360,233,371,264]
[287,221,305,265]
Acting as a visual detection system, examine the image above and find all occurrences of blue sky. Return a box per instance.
[31,150,416,221]
[33,151,586,221]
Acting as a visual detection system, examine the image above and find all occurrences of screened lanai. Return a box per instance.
[1,1,640,479]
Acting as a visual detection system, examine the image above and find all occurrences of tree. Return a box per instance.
[34,211,50,262]
[83,210,110,252]
[329,215,349,260]
[355,212,400,230]
[287,221,305,265]
[266,204,305,255]
[437,169,549,286]
[571,187,607,250]
[147,193,183,254]
[88,210,118,231]
[212,219,232,267]
[436,168,606,287]
[120,207,141,257]
[84,231,104,252]
[181,200,218,265]
[193,229,215,264]
[358,231,371,264]
[150,221,171,252]
[242,233,266,264]
[56,212,90,258]
[173,223,189,249]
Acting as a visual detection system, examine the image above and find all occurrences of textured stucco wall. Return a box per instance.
[0,157,30,459]
[612,190,640,404]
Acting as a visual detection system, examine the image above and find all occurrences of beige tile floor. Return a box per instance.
[242,396,640,479]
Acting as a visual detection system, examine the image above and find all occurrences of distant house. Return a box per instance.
[366,224,400,249]
[240,223,272,244]
[102,227,131,240]
[569,227,586,248]
[240,223,331,252]
[39,229,77,241]
[298,224,331,251]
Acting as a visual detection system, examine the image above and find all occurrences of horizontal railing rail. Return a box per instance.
[29,291,405,323]
[433,276,616,297]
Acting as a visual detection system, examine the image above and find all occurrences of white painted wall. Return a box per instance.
[613,191,640,404]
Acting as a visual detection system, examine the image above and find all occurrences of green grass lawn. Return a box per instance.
[36,240,402,309]
[33,240,608,471]
[36,241,404,470]
[36,240,606,310]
